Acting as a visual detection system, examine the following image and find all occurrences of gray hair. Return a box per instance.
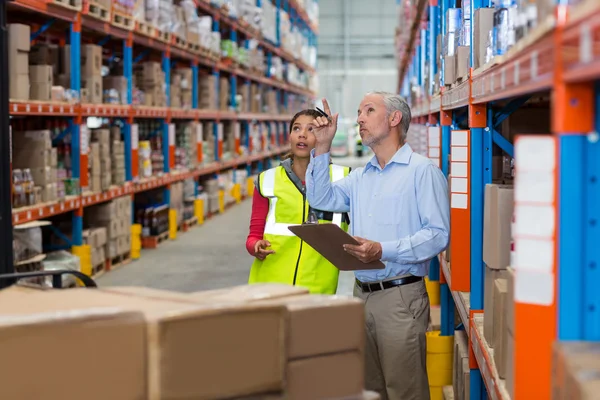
[367,91,411,139]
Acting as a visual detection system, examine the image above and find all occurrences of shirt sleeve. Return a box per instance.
[305,150,353,213]
[380,163,450,263]
[246,186,269,256]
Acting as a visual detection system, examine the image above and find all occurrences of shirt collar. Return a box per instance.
[363,144,414,174]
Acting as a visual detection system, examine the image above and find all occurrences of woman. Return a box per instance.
[246,109,351,294]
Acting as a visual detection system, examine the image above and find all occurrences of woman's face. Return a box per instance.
[289,115,317,158]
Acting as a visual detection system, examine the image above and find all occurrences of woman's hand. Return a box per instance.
[313,98,339,156]
[254,240,275,261]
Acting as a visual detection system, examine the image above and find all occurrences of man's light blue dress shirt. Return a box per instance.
[306,144,450,282]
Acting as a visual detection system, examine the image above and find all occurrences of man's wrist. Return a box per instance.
[314,144,331,157]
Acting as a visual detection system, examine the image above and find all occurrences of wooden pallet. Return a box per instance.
[92,261,105,278]
[180,216,198,232]
[109,252,132,270]
[112,12,134,31]
[86,0,110,22]
[173,35,187,50]
[51,0,82,11]
[141,231,169,249]
[136,20,155,38]
[157,30,171,44]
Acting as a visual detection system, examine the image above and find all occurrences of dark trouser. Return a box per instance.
[353,277,431,400]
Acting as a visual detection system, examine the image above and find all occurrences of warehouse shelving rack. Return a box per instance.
[397,0,600,399]
[2,0,319,280]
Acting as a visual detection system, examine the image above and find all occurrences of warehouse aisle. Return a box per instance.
[97,154,371,295]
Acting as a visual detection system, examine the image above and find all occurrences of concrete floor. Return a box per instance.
[97,154,372,295]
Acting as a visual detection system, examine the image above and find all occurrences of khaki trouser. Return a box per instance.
[354,277,430,400]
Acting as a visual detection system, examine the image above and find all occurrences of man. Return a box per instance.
[305,93,450,400]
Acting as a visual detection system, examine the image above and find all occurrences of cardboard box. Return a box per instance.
[42,183,57,202]
[553,342,600,400]
[13,147,52,169]
[13,130,52,150]
[286,352,363,400]
[92,129,111,145]
[51,86,65,102]
[29,43,59,66]
[30,166,56,186]
[8,24,31,52]
[91,174,101,193]
[0,286,147,400]
[90,287,288,399]
[81,45,103,77]
[506,330,515,398]
[82,75,103,104]
[255,295,364,359]
[453,330,469,400]
[9,50,29,75]
[29,65,53,83]
[106,239,118,259]
[483,266,507,344]
[189,283,309,302]
[473,8,495,69]
[506,267,515,334]
[483,184,514,270]
[492,278,508,378]
[444,55,456,85]
[456,46,470,80]
[30,82,52,101]
[10,74,29,100]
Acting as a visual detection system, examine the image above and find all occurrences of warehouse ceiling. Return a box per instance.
[317,0,398,122]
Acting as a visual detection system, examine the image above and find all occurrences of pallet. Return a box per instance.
[180,216,198,232]
[51,0,82,11]
[86,0,110,22]
[173,35,187,50]
[136,20,156,38]
[141,231,169,249]
[109,252,132,270]
[92,261,105,278]
[158,31,172,44]
[112,12,134,31]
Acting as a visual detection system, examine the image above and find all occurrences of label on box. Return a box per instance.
[81,126,89,155]
[218,124,223,141]
[169,124,175,146]
[132,124,139,150]
[196,123,203,143]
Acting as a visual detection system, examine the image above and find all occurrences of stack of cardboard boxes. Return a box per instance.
[452,330,470,400]
[171,68,193,109]
[90,129,112,192]
[219,76,230,111]
[174,122,198,170]
[81,44,103,104]
[199,74,217,109]
[0,283,378,399]
[110,126,126,186]
[135,61,167,107]
[204,177,220,215]
[8,24,31,100]
[482,183,514,396]
[103,76,129,104]
[29,65,54,102]
[201,121,216,164]
[13,130,59,203]
[86,196,132,261]
[553,341,600,400]
[84,227,107,272]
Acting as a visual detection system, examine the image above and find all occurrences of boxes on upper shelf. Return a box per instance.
[9,24,31,100]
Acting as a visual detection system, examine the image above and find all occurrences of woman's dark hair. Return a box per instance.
[281,109,322,160]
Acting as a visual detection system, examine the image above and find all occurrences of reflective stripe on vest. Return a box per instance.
[263,164,347,236]
[261,168,294,236]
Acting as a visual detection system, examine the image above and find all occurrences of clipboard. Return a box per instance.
[288,223,385,271]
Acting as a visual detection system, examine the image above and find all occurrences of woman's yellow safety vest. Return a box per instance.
[249,163,350,294]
